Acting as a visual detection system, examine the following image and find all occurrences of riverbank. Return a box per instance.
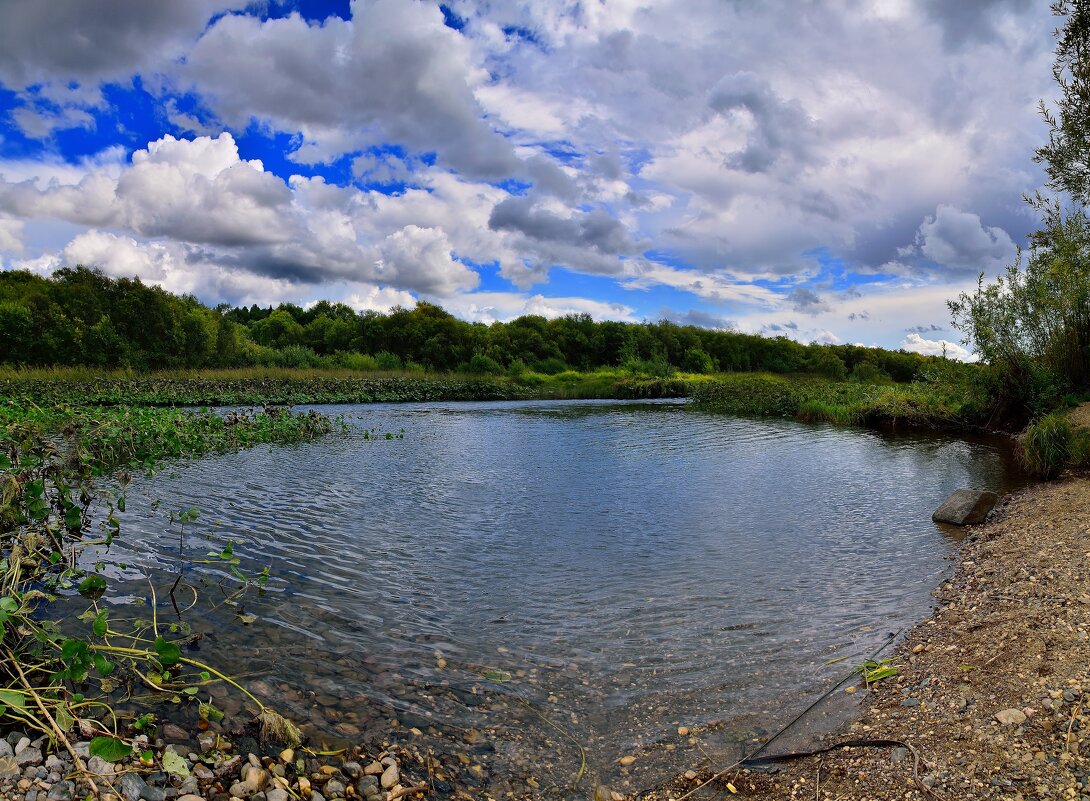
[642,474,1090,800]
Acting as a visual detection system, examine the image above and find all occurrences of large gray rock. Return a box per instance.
[932,489,999,525]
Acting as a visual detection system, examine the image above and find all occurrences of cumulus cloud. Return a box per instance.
[0,0,1064,349]
[436,291,637,324]
[0,1,240,90]
[900,332,976,361]
[175,0,517,178]
[659,308,736,330]
[787,287,830,315]
[911,204,1017,274]
[377,226,479,294]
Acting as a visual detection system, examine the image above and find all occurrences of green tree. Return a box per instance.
[1035,1,1090,204]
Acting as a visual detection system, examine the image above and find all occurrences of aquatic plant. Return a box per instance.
[0,403,336,782]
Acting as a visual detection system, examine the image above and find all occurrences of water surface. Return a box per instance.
[90,399,1025,796]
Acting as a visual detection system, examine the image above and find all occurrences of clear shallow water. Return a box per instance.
[88,399,1025,796]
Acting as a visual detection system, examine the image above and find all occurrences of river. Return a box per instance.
[88,399,1026,797]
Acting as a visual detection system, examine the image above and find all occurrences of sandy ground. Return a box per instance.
[639,475,1090,801]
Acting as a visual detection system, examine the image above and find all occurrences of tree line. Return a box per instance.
[0,266,935,381]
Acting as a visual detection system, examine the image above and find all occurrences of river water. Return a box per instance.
[89,399,1026,797]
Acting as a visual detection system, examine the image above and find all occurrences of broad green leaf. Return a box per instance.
[0,690,26,709]
[92,610,108,637]
[78,575,107,599]
[92,653,115,677]
[64,506,82,528]
[154,637,181,666]
[198,702,224,723]
[162,749,189,778]
[88,736,132,763]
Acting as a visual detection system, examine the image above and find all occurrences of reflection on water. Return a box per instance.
[86,399,1025,796]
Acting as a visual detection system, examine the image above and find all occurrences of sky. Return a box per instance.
[0,0,1062,357]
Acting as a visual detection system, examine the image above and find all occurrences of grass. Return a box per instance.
[0,366,691,406]
[690,371,990,431]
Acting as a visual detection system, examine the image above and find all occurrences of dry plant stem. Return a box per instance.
[1067,700,1082,754]
[387,784,429,800]
[7,649,105,799]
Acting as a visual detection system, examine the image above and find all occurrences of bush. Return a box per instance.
[535,357,569,375]
[1020,412,1077,477]
[335,352,379,371]
[849,360,891,384]
[276,344,322,369]
[682,347,715,374]
[374,351,403,370]
[465,353,504,375]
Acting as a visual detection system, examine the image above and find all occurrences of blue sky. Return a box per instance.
[0,0,1061,356]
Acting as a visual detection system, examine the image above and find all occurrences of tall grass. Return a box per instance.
[691,371,990,431]
[1018,412,1090,477]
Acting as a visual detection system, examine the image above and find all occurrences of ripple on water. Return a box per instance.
[87,399,1026,796]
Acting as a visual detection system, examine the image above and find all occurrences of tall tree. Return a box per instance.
[1035,0,1090,205]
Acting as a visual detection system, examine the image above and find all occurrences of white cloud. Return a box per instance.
[435,291,637,324]
[378,225,479,294]
[175,0,517,178]
[0,217,23,254]
[900,332,976,362]
[911,204,1017,274]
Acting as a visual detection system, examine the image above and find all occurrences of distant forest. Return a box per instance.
[0,267,938,381]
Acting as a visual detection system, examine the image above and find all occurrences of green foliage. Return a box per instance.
[809,348,848,380]
[0,267,943,382]
[1034,1,1090,205]
[1018,411,1090,477]
[692,370,989,430]
[465,353,504,375]
[89,737,133,762]
[0,401,337,754]
[849,360,891,384]
[681,347,715,374]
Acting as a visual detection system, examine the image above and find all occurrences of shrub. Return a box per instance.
[374,351,403,370]
[1020,412,1075,477]
[465,353,504,375]
[335,352,379,371]
[682,347,715,374]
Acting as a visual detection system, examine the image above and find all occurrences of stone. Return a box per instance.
[162,725,189,742]
[229,781,259,798]
[178,796,205,801]
[996,708,1027,725]
[324,779,346,797]
[120,773,147,801]
[594,786,613,801]
[87,757,116,778]
[0,740,11,758]
[16,747,42,767]
[46,780,75,801]
[891,747,908,764]
[379,764,399,789]
[15,737,30,754]
[363,762,383,776]
[932,489,999,526]
[265,791,289,801]
[900,697,920,707]
[139,787,176,801]
[617,755,636,766]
